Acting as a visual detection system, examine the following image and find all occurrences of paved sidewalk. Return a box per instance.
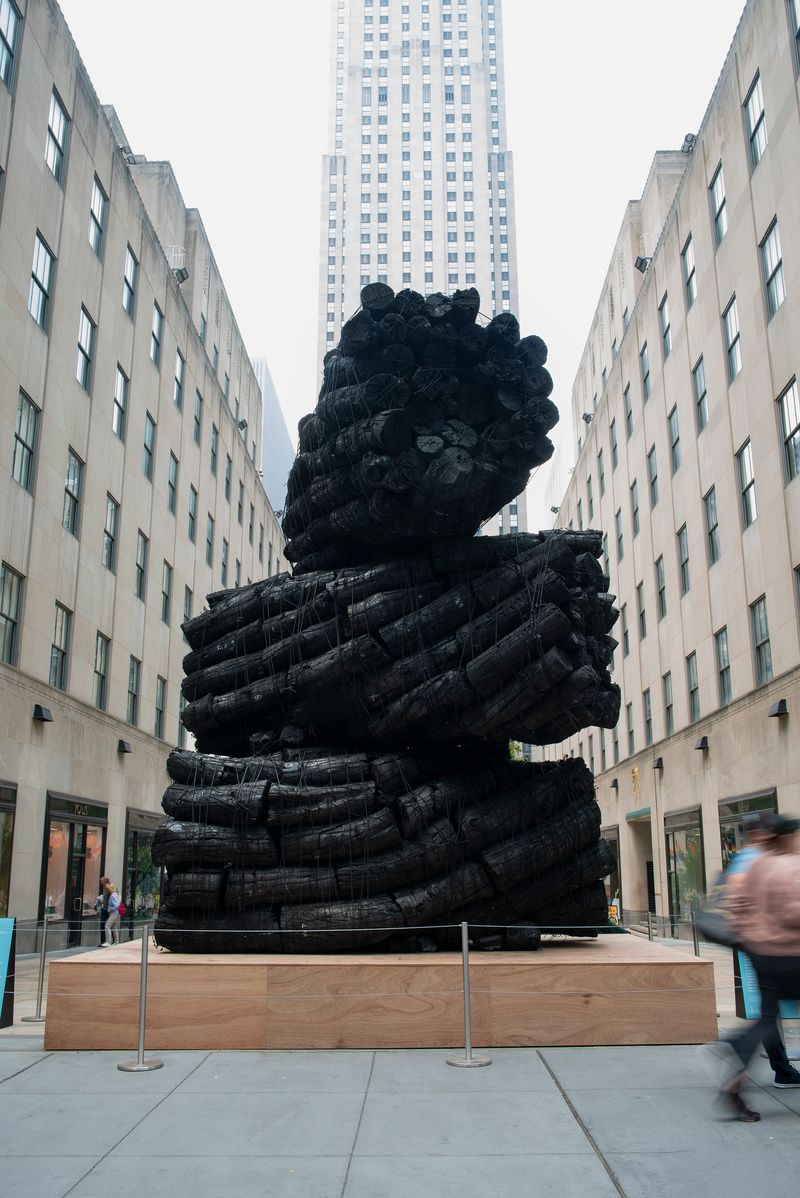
[1,1037,798,1198]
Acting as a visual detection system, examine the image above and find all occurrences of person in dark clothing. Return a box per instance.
[93,875,110,947]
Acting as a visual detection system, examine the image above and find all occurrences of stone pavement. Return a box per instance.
[0,1036,799,1198]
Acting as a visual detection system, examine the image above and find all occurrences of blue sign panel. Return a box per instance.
[737,949,799,1021]
[0,918,14,1029]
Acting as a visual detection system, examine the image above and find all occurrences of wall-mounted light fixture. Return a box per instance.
[117,740,132,754]
[32,704,53,722]
[610,778,619,790]
[634,256,652,273]
[549,506,559,515]
[694,736,709,751]
[581,412,593,425]
[768,699,789,718]
[653,757,664,770]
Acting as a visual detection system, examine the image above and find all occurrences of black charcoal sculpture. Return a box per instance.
[154,285,620,954]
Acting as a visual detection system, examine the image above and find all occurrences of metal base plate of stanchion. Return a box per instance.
[446,1052,492,1068]
[20,1015,46,1023]
[117,1058,164,1072]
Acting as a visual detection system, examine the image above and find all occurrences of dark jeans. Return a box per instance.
[99,908,107,946]
[727,953,800,1078]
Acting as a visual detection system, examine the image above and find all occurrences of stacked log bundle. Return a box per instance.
[282,285,559,574]
[153,747,614,953]
[180,530,620,755]
[154,285,620,955]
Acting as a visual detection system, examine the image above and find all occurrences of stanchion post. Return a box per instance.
[118,922,164,1072]
[646,911,654,941]
[691,911,700,957]
[447,922,491,1068]
[22,916,49,1023]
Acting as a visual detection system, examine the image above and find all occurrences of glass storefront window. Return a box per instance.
[601,826,622,923]
[125,811,164,934]
[0,788,15,918]
[719,794,777,870]
[665,812,705,931]
[45,820,70,919]
[83,825,103,915]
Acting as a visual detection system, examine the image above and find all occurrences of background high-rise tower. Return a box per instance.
[318,0,526,532]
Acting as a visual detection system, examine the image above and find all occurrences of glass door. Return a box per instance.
[124,811,164,938]
[42,797,107,948]
[0,786,16,918]
[665,811,705,936]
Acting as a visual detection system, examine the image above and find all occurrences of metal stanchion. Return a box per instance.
[118,923,164,1072]
[691,911,700,957]
[22,917,50,1023]
[447,922,491,1068]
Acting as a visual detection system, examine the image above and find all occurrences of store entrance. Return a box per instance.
[123,810,164,938]
[42,796,107,949]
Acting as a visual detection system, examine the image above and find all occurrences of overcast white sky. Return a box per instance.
[60,0,745,522]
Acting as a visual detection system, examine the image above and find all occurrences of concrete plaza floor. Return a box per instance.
[1,1036,799,1198]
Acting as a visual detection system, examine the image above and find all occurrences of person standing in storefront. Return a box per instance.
[103,882,121,946]
[93,875,110,947]
[716,814,800,1121]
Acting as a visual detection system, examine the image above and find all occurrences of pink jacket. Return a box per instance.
[729,852,800,956]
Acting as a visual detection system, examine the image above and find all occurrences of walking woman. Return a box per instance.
[103,882,122,946]
[719,813,800,1120]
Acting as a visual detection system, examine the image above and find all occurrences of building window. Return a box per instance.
[210,424,218,475]
[206,515,214,567]
[224,455,232,502]
[703,486,721,565]
[643,689,653,747]
[111,364,127,439]
[221,538,229,587]
[630,480,640,537]
[597,449,605,496]
[621,604,629,657]
[135,531,148,600]
[63,449,83,537]
[102,494,119,572]
[577,498,583,531]
[150,304,163,367]
[636,581,646,640]
[662,671,674,737]
[682,235,697,308]
[93,633,110,710]
[737,439,757,527]
[587,476,594,521]
[0,563,23,665]
[0,0,20,90]
[184,585,193,628]
[248,504,255,545]
[778,378,800,481]
[174,350,185,409]
[640,343,650,401]
[75,308,96,392]
[123,246,138,316]
[193,390,203,445]
[154,676,166,739]
[143,413,156,480]
[235,559,241,588]
[188,486,197,543]
[626,702,634,756]
[610,419,618,468]
[686,652,700,723]
[723,297,741,380]
[12,391,38,492]
[761,220,786,319]
[751,596,773,685]
[623,384,633,437]
[49,603,71,690]
[613,725,620,765]
[258,523,264,564]
[237,481,244,525]
[88,176,107,257]
[715,627,732,706]
[127,656,140,725]
[167,452,178,514]
[668,406,680,473]
[45,89,69,184]
[659,294,671,359]
[710,163,727,246]
[693,357,708,431]
[677,524,690,595]
[615,509,624,562]
[28,234,54,329]
[161,561,172,624]
[655,556,667,620]
[647,446,658,508]
[744,72,767,169]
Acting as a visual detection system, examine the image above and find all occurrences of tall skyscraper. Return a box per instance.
[318,0,526,532]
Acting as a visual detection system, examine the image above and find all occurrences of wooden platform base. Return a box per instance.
[44,935,717,1051]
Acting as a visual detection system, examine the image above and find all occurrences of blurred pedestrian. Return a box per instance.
[93,875,110,947]
[103,882,122,946]
[716,814,800,1121]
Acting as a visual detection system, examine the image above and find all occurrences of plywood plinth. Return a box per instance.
[44,935,717,1051]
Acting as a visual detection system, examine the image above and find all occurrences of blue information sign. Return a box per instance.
[737,949,799,1020]
[0,918,14,1029]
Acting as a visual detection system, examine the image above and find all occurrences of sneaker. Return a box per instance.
[774,1067,800,1088]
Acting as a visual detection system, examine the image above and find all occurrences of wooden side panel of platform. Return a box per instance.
[44,937,717,1051]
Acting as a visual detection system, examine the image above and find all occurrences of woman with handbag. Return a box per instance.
[103,883,122,946]
[717,813,800,1121]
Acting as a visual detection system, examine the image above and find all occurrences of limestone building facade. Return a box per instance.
[549,0,800,929]
[0,0,284,945]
